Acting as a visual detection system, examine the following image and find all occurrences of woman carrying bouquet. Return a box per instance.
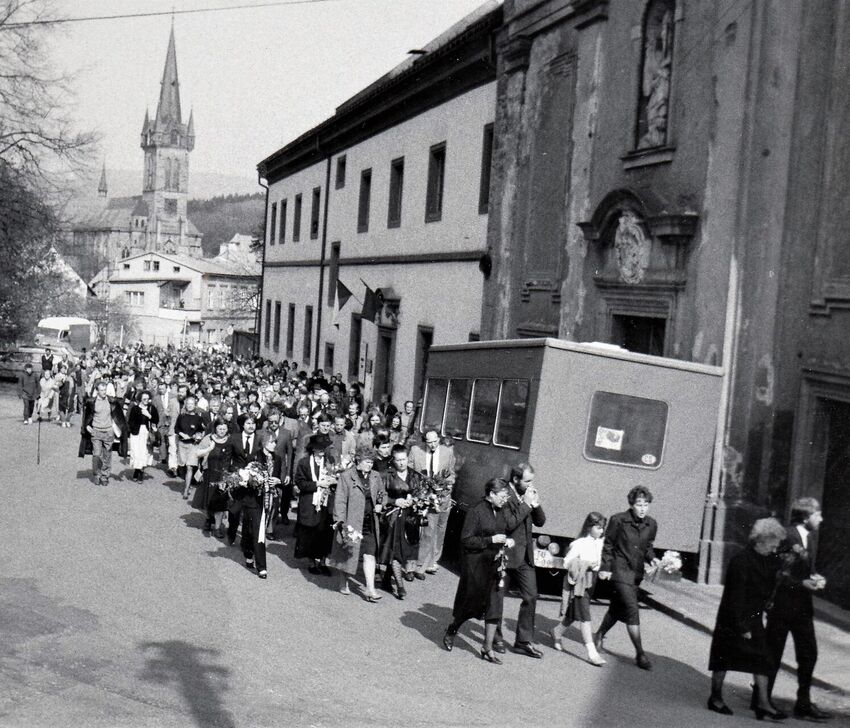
[707,517,786,719]
[192,418,234,537]
[442,478,533,664]
[551,512,606,665]
[327,444,386,601]
[293,433,337,575]
[127,390,159,482]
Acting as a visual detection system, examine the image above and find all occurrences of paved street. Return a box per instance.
[0,387,847,728]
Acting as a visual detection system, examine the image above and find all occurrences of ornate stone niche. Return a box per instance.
[578,188,697,352]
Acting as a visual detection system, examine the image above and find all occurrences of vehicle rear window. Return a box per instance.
[467,379,500,443]
[422,378,448,432]
[443,378,472,439]
[583,391,668,469]
[495,379,529,449]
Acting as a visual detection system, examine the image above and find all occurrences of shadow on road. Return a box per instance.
[139,640,235,728]
[400,601,486,655]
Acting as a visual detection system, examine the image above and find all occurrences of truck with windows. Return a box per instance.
[419,338,723,574]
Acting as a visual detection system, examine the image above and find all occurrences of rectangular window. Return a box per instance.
[327,242,340,306]
[264,299,272,347]
[335,155,346,189]
[303,305,313,363]
[208,286,216,309]
[348,313,362,379]
[310,186,321,239]
[583,391,668,469]
[270,202,277,245]
[467,378,500,443]
[324,342,335,371]
[279,199,287,244]
[173,266,181,272]
[443,379,472,439]
[165,199,177,215]
[387,156,404,228]
[494,379,529,449]
[422,378,448,433]
[425,141,446,222]
[357,168,371,233]
[153,260,160,272]
[286,303,295,358]
[123,263,130,270]
[293,194,302,242]
[273,301,282,352]
[124,291,145,307]
[479,123,494,214]
[143,261,151,272]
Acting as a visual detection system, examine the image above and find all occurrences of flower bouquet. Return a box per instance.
[313,462,342,511]
[410,469,453,525]
[338,523,363,544]
[649,550,683,582]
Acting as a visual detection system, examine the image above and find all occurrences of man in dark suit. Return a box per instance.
[495,462,546,658]
[767,497,829,722]
[264,406,295,527]
[227,416,264,547]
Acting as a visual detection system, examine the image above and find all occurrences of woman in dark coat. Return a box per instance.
[192,418,234,537]
[707,517,786,719]
[442,478,532,664]
[293,433,336,574]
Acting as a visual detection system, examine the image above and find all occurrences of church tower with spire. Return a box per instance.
[139,26,199,255]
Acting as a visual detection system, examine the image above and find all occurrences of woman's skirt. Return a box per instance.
[295,509,333,560]
[708,620,773,675]
[129,426,153,469]
[378,510,419,565]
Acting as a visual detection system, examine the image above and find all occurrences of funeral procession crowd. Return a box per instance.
[15,343,833,722]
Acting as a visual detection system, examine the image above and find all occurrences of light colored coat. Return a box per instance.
[409,444,456,510]
[327,467,386,574]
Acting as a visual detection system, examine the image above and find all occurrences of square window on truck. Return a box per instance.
[443,379,472,439]
[583,391,668,469]
[467,378,500,443]
[494,379,529,449]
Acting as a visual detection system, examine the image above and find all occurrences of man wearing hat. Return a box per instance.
[18,361,38,424]
[293,432,336,574]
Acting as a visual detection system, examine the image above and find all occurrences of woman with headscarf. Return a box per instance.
[327,444,387,601]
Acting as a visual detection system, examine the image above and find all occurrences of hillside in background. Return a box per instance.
[189,193,265,256]
[74,167,259,200]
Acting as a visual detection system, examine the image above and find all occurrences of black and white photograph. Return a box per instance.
[1,0,849,725]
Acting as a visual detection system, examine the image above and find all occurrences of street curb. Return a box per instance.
[641,593,849,699]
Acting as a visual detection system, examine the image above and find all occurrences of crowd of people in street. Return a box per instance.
[14,342,833,719]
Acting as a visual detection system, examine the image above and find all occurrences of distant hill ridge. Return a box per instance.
[78,167,260,201]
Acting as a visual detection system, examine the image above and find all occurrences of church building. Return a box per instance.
[67,27,202,282]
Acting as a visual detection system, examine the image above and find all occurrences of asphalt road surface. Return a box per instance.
[1,388,847,728]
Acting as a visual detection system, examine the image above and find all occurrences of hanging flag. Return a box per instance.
[332,280,354,328]
[361,285,383,323]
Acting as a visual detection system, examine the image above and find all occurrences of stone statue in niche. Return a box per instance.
[638,0,674,149]
[614,210,651,284]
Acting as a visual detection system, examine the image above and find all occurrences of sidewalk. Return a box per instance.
[640,577,850,698]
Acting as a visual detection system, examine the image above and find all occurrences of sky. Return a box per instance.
[47,0,490,183]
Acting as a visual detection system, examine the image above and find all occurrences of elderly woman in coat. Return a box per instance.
[327,444,387,601]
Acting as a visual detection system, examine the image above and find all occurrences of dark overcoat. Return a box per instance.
[327,467,385,574]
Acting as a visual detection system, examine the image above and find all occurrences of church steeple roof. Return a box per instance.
[98,163,108,197]
[141,108,150,134]
[155,26,182,127]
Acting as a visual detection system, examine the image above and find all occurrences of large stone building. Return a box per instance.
[481,0,850,604]
[65,27,202,282]
[257,3,499,406]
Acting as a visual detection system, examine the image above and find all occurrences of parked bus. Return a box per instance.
[419,338,723,574]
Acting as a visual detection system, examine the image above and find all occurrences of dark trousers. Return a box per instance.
[766,613,818,705]
[227,506,242,543]
[22,398,35,420]
[496,561,538,645]
[240,504,267,571]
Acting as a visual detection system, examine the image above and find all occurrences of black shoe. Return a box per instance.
[307,565,322,575]
[413,572,426,581]
[794,704,830,722]
[707,698,734,716]
[443,628,456,652]
[403,572,414,582]
[244,560,255,571]
[492,640,506,654]
[514,642,543,659]
[635,652,652,670]
[480,649,502,665]
[319,565,332,576]
[754,706,787,721]
[258,570,268,580]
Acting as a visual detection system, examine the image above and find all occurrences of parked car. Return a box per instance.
[0,347,41,381]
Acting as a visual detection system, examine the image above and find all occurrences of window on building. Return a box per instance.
[270,202,277,246]
[280,199,287,244]
[303,305,313,363]
[635,0,675,150]
[286,303,295,358]
[171,130,179,146]
[143,261,151,271]
[479,123,494,214]
[310,186,321,239]
[173,266,181,273]
[425,142,447,222]
[264,299,272,348]
[335,155,347,189]
[387,157,404,228]
[125,291,145,307]
[324,342,335,372]
[327,242,341,306]
[348,313,362,379]
[122,263,130,270]
[357,168,372,233]
[208,286,216,309]
[165,199,177,215]
[153,260,160,272]
[273,301,282,352]
[293,194,302,242]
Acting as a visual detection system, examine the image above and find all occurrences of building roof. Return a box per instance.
[156,26,182,128]
[71,194,200,236]
[258,1,502,182]
[106,250,259,279]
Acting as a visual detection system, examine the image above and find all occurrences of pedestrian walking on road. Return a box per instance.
[552,511,606,665]
[766,498,831,722]
[707,517,787,720]
[127,391,159,482]
[79,380,127,487]
[17,361,38,424]
[594,485,661,671]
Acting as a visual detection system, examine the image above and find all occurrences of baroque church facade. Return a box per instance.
[67,28,202,282]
